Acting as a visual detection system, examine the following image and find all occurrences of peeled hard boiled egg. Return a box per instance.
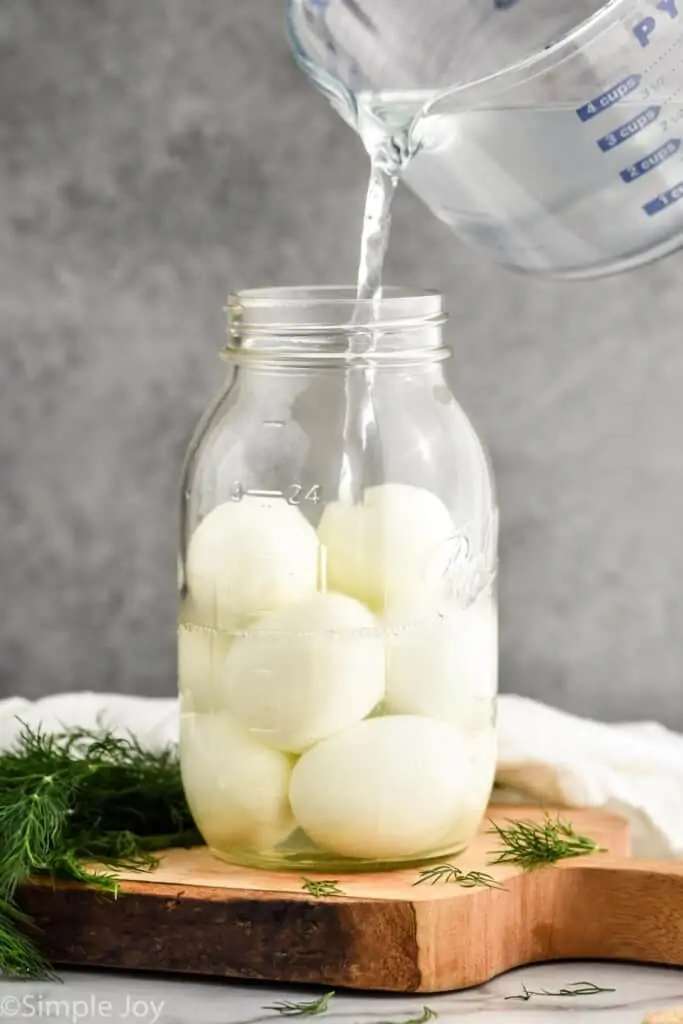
[289,714,471,860]
[385,594,497,730]
[222,592,385,754]
[177,625,233,715]
[440,730,497,849]
[317,483,455,611]
[180,712,295,852]
[184,496,319,628]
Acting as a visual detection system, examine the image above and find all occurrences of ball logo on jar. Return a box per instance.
[423,512,498,609]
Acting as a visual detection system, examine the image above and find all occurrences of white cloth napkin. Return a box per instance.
[1,691,681,859]
[495,695,683,859]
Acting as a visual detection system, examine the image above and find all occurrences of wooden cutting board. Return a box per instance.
[17,805,683,993]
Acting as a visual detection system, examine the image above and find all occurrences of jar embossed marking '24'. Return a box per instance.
[178,287,498,872]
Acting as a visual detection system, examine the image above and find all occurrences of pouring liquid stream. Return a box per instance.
[338,133,406,506]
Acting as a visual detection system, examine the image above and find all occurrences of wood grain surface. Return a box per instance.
[19,805,681,993]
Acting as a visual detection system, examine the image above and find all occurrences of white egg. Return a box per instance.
[180,712,295,852]
[177,624,233,714]
[385,593,497,730]
[440,729,497,849]
[184,496,319,629]
[289,715,473,860]
[317,483,455,612]
[222,592,385,754]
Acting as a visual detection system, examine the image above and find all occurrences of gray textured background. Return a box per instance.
[1,0,682,723]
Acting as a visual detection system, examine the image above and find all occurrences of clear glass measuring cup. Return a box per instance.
[288,0,683,277]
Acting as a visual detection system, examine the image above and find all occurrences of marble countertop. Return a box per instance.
[1,964,682,1024]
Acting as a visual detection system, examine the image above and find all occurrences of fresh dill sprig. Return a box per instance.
[378,1007,438,1024]
[488,813,604,870]
[505,981,615,1001]
[301,877,344,898]
[413,865,505,889]
[0,723,200,978]
[0,897,54,979]
[263,992,335,1016]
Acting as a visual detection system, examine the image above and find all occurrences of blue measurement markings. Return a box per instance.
[596,106,661,150]
[576,75,642,121]
[643,180,683,214]
[620,137,681,180]
[572,0,682,219]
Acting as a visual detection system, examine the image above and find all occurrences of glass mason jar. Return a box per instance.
[178,287,498,872]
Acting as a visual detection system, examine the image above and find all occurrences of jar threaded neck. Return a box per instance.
[225,286,448,363]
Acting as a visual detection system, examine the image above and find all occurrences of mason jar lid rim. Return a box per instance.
[232,285,443,308]
[227,286,448,342]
